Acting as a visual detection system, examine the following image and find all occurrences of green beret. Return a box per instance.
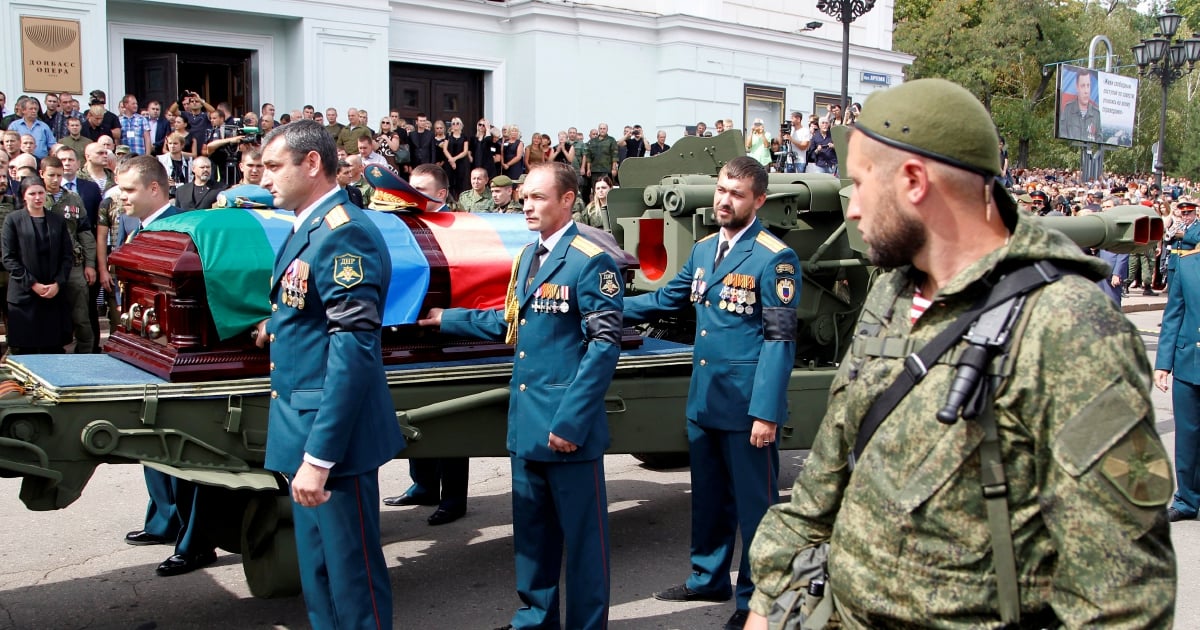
[490,175,514,188]
[856,78,1014,219]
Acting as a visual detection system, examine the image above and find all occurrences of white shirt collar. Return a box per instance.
[718,221,755,257]
[538,220,574,257]
[294,186,342,233]
[142,202,174,227]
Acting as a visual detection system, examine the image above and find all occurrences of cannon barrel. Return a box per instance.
[1036,206,1164,254]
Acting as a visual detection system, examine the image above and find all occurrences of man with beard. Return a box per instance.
[175,157,222,210]
[623,156,800,630]
[746,78,1174,629]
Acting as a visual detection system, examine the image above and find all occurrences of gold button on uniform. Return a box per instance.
[269,333,276,342]
[271,390,279,399]
[272,304,279,312]
[269,362,275,371]
[519,384,527,391]
[700,330,707,337]
[520,318,527,326]
[700,359,707,366]
[705,300,711,307]
[519,351,526,359]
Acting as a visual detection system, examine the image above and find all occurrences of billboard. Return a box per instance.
[1056,64,1139,147]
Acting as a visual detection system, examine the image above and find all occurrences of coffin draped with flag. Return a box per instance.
[106,204,538,381]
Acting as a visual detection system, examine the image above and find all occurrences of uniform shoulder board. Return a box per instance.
[325,205,351,230]
[698,233,719,243]
[756,231,785,253]
[570,235,603,258]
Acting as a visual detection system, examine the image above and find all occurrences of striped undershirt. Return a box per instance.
[910,287,931,324]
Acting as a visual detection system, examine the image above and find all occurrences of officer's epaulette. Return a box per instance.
[325,205,350,230]
[698,233,718,243]
[756,231,786,253]
[570,235,603,258]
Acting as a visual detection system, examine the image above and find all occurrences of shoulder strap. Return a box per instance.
[849,260,1064,468]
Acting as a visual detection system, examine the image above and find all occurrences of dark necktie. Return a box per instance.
[715,240,729,268]
[527,244,549,288]
[64,180,75,193]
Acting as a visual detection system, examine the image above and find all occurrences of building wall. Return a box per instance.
[0,0,910,142]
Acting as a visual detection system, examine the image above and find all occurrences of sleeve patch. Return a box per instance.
[325,205,351,230]
[756,231,786,253]
[333,253,364,288]
[570,235,603,258]
[1100,422,1172,507]
[599,270,621,297]
[776,262,796,275]
[776,277,796,304]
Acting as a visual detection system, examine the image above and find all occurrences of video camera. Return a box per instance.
[225,118,263,144]
[780,121,792,136]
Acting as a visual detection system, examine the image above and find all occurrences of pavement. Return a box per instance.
[1120,287,1168,314]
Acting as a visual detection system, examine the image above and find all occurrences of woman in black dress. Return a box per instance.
[501,125,526,181]
[1,176,73,354]
[444,117,471,198]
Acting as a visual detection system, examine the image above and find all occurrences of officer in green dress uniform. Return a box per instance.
[623,156,801,630]
[254,120,404,629]
[420,162,622,630]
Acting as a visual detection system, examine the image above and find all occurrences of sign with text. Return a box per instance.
[20,16,82,95]
[1055,64,1138,148]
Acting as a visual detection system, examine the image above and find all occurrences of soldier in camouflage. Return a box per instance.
[746,78,1176,629]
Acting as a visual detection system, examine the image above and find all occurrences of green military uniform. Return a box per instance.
[458,189,494,213]
[585,135,618,181]
[748,78,1175,628]
[571,139,587,171]
[339,125,374,155]
[79,167,117,194]
[46,189,97,353]
[325,122,346,143]
[494,198,522,214]
[59,134,91,160]
[573,202,608,230]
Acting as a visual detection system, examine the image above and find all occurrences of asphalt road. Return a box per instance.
[0,308,1193,629]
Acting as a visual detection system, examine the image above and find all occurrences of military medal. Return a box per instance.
[691,268,705,303]
[534,284,543,312]
[560,286,570,313]
[295,261,309,310]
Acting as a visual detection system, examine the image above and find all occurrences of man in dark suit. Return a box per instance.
[421,162,622,630]
[253,120,404,629]
[146,101,170,156]
[623,156,800,630]
[114,155,219,576]
[174,156,223,210]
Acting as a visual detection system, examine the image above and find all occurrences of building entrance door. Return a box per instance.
[390,62,483,127]
[124,41,253,117]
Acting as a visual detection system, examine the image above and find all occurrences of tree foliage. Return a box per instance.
[893,0,1200,178]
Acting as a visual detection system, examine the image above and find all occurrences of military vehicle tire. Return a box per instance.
[241,493,301,598]
[632,452,691,469]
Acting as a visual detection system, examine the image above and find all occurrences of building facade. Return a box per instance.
[1,0,911,138]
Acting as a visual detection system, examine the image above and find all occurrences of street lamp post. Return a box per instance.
[1131,7,1200,191]
[816,0,876,110]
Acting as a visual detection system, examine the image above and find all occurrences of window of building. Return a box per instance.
[744,85,785,135]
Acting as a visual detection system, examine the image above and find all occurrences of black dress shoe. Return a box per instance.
[427,507,466,526]
[382,494,439,507]
[1143,288,1159,297]
[124,530,172,546]
[1168,507,1196,522]
[724,609,750,630]
[653,583,732,603]
[155,550,218,577]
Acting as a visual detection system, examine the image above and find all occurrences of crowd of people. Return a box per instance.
[0,81,1187,630]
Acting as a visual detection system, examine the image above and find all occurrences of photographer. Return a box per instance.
[745,118,772,166]
[778,111,810,173]
[202,109,242,186]
[167,91,214,154]
[619,124,649,159]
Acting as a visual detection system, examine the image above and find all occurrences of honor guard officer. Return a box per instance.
[419,162,622,630]
[1156,199,1200,522]
[254,120,404,629]
[622,156,801,630]
[747,79,1174,629]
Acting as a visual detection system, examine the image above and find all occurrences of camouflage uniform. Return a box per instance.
[749,214,1176,627]
[573,203,608,230]
[458,189,494,213]
[46,189,96,353]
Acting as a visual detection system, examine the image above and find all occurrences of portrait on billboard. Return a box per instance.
[1057,65,1101,143]
[1056,64,1138,148]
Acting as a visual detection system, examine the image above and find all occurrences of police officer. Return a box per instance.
[623,156,800,630]
[746,78,1174,629]
[1156,199,1200,522]
[254,120,404,629]
[419,162,622,630]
